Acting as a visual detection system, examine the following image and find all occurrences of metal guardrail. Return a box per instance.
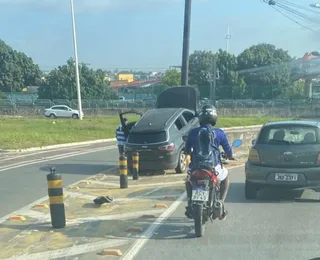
[0,99,318,111]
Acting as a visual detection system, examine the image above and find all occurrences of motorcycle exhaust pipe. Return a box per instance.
[212,200,223,217]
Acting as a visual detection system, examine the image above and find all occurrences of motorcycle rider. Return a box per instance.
[184,104,234,220]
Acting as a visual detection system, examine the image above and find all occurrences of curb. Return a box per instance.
[0,125,263,154]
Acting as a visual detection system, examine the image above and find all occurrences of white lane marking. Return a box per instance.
[0,146,89,162]
[4,239,130,260]
[0,146,116,172]
[88,180,184,188]
[121,192,187,260]
[69,209,167,225]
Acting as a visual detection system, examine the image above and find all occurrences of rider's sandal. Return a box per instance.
[219,210,228,220]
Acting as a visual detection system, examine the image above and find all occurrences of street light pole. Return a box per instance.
[70,0,83,120]
[181,0,192,86]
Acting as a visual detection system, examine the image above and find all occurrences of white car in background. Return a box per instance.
[44,105,81,119]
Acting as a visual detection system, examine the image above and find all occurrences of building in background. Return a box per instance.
[117,73,134,83]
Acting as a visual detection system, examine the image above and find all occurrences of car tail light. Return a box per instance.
[316,153,320,164]
[158,143,175,151]
[248,148,260,164]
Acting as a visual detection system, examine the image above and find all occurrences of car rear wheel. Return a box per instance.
[72,114,79,119]
[175,150,187,174]
[245,181,258,200]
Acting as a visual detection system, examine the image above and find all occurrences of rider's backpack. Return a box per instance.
[192,125,220,171]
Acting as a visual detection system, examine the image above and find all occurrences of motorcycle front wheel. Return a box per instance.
[194,204,205,237]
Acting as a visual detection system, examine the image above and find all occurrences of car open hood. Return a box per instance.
[156,86,200,112]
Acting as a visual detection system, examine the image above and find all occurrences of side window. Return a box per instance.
[182,111,194,123]
[174,117,186,131]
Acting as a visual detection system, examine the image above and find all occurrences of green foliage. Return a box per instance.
[283,80,305,99]
[38,58,117,100]
[161,69,181,87]
[0,39,41,93]
[237,43,292,99]
[188,43,296,99]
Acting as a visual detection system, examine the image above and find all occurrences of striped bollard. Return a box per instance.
[47,167,66,228]
[132,152,139,180]
[119,155,128,189]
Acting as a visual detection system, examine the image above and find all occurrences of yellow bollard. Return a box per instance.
[119,155,128,189]
[132,152,139,180]
[47,167,66,228]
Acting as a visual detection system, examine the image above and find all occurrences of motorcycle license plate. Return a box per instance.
[192,188,209,201]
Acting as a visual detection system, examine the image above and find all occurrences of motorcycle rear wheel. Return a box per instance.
[194,204,205,237]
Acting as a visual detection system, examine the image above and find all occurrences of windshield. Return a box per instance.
[257,125,320,145]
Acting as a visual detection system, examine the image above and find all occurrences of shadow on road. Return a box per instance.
[0,216,196,242]
[227,182,320,203]
[39,164,117,175]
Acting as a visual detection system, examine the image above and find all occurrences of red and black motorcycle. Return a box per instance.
[185,139,242,237]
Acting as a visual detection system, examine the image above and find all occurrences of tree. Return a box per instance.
[189,50,215,87]
[215,49,246,99]
[188,49,246,99]
[0,39,41,93]
[237,43,292,99]
[160,69,181,87]
[283,80,305,99]
[38,58,117,100]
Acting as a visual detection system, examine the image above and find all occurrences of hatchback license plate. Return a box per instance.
[191,188,209,201]
[275,173,298,181]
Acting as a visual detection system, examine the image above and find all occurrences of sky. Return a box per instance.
[1,0,320,71]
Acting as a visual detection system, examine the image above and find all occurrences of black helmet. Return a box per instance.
[199,104,217,126]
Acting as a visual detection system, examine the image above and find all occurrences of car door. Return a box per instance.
[51,106,64,117]
[172,115,188,151]
[182,110,198,130]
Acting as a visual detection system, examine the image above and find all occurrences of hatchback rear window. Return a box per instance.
[128,131,167,144]
[257,125,320,145]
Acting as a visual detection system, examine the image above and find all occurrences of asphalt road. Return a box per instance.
[0,142,118,218]
[2,144,320,260]
[129,166,320,260]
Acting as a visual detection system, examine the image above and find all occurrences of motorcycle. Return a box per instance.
[185,139,243,237]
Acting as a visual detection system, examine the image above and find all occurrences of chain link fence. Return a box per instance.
[0,98,319,117]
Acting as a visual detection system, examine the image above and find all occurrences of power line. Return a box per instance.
[264,0,320,30]
[272,5,316,31]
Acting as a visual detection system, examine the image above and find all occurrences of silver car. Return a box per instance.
[44,105,80,119]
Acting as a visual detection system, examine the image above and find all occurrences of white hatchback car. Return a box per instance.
[44,105,81,119]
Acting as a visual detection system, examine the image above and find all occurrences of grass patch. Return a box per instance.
[0,116,289,150]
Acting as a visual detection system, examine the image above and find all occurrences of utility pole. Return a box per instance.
[208,54,217,105]
[181,0,192,86]
[70,0,83,120]
[226,25,231,53]
[212,54,217,105]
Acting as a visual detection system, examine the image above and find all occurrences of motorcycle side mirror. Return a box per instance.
[182,135,188,142]
[232,139,242,148]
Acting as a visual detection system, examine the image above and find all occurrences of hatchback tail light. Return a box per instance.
[248,148,260,164]
[158,143,175,151]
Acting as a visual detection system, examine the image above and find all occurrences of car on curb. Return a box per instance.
[125,86,200,174]
[44,105,81,119]
[245,120,320,199]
